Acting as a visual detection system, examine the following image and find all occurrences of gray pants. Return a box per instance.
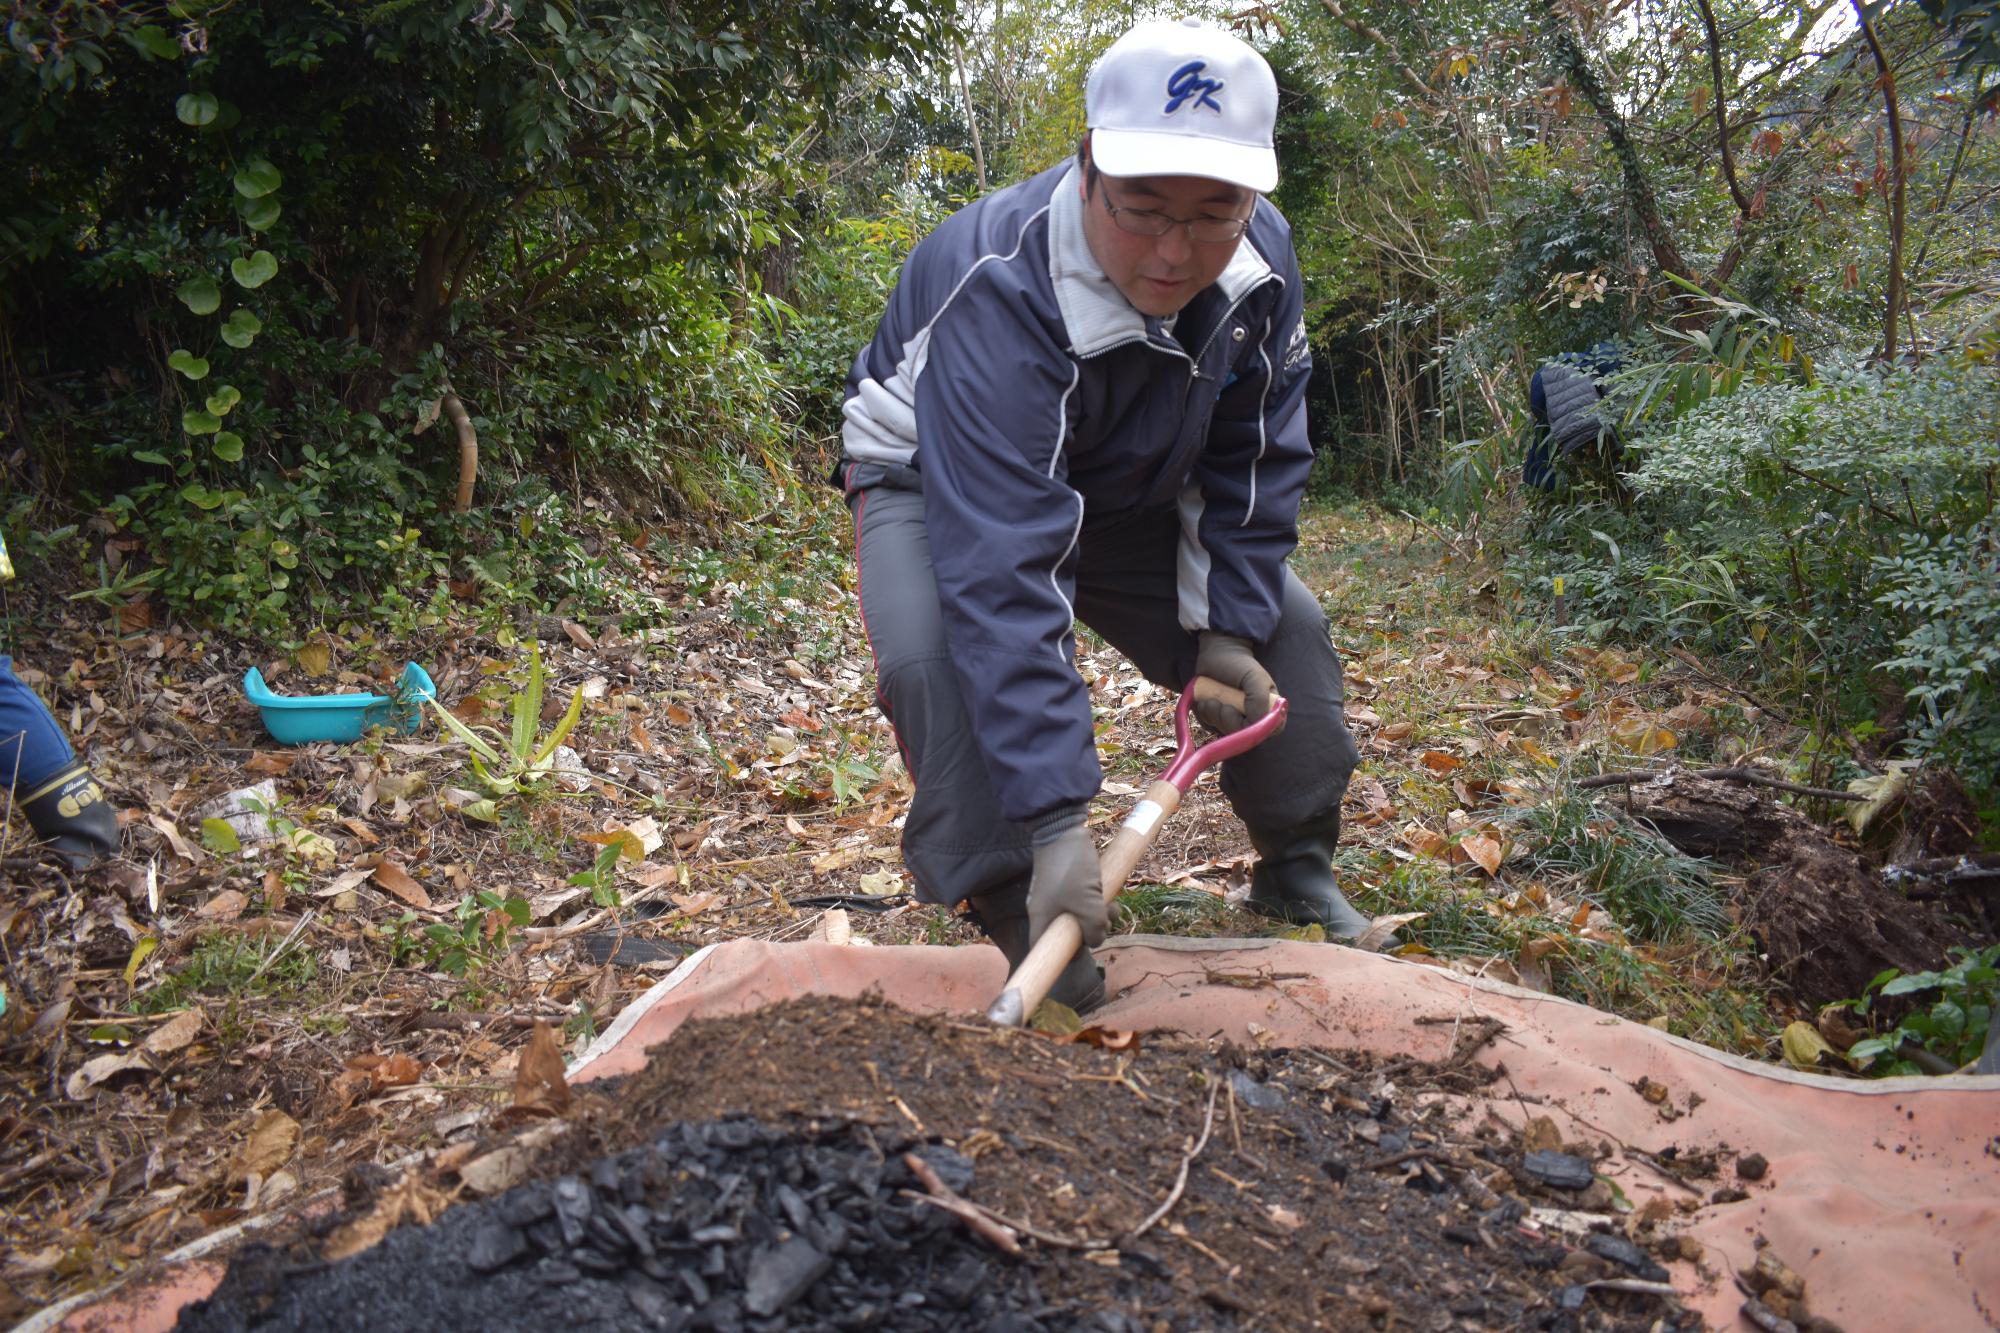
[848,468,1359,908]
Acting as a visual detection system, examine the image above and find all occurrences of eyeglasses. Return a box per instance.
[1098,191,1251,244]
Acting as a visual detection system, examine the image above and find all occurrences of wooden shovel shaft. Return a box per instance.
[985,777,1183,1026]
[986,678,1267,1028]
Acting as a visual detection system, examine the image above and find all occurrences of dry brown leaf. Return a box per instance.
[1523,1115,1564,1154]
[668,891,720,918]
[1459,832,1505,876]
[511,1021,571,1118]
[369,858,431,910]
[197,889,249,921]
[234,1109,300,1178]
[1419,750,1465,775]
[296,642,331,678]
[1400,822,1451,858]
[1377,721,1415,743]
[561,620,596,649]
[1354,912,1425,952]
[321,1171,449,1261]
[243,751,297,777]
[144,1009,204,1055]
[665,702,694,726]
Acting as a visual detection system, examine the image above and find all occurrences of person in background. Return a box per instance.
[832,18,1377,1013]
[1,530,119,869]
[1525,342,1625,491]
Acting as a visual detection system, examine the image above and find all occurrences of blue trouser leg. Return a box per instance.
[0,655,76,794]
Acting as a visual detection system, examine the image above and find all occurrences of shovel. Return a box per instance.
[985,676,1289,1027]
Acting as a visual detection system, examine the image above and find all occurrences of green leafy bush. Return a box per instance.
[1843,945,1998,1075]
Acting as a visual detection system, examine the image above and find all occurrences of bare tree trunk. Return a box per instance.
[444,387,478,514]
[954,44,988,194]
[1855,0,1908,362]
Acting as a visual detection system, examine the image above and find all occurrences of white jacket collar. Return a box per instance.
[1047,164,1274,358]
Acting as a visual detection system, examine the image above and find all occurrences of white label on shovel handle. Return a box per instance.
[1121,799,1165,838]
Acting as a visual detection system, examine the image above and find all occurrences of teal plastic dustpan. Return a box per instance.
[242,661,435,745]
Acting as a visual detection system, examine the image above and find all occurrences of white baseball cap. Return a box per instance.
[1085,18,1279,193]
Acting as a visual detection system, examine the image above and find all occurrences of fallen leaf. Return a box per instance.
[1845,768,1909,836]
[856,869,903,896]
[1780,1021,1835,1072]
[1419,750,1465,775]
[1459,832,1505,875]
[1354,912,1424,952]
[580,827,647,863]
[511,1021,571,1118]
[370,858,431,910]
[198,889,249,921]
[234,1109,300,1178]
[1377,721,1415,743]
[144,1009,204,1055]
[296,642,330,677]
[65,1050,152,1099]
[665,703,693,726]
[561,620,595,649]
[243,751,296,777]
[811,845,865,876]
[200,818,242,855]
[316,867,373,899]
[321,1170,448,1261]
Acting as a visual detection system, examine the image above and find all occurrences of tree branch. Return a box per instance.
[1695,0,1751,214]
[1854,0,1909,363]
[1318,0,1435,99]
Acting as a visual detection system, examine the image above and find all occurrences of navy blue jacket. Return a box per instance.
[838,162,1313,822]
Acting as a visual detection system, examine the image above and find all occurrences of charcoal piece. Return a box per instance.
[621,1162,650,1207]
[575,1247,627,1275]
[931,1252,986,1310]
[625,1277,680,1325]
[701,1294,746,1333]
[1227,1068,1284,1110]
[683,1268,711,1306]
[713,1120,755,1150]
[554,1176,594,1246]
[588,1213,632,1255]
[691,1225,740,1245]
[1481,1198,1527,1229]
[1584,1232,1670,1281]
[775,1183,812,1233]
[500,1183,555,1228]
[1558,1284,1589,1311]
[808,1213,851,1256]
[1378,1127,1411,1155]
[617,1204,657,1259]
[1521,1150,1595,1190]
[591,1158,621,1195]
[535,1258,582,1286]
[744,1236,832,1317]
[465,1219,528,1274]
[1736,1152,1770,1182]
[1321,1156,1350,1185]
[703,1245,728,1278]
[1441,1223,1485,1247]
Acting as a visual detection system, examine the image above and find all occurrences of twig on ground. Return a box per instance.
[1578,766,1862,802]
[900,1153,1020,1255]
[1126,1080,1220,1241]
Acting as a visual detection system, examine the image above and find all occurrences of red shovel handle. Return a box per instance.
[986,677,1289,1026]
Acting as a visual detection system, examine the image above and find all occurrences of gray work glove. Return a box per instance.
[1193,631,1282,736]
[1026,806,1106,949]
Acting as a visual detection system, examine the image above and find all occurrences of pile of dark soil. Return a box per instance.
[176,996,1702,1332]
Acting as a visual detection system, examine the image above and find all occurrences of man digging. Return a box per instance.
[834,18,1378,1015]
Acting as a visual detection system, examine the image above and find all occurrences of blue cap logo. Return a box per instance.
[1163,60,1224,115]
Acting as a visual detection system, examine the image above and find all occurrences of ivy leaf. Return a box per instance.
[167,349,210,381]
[175,92,219,127]
[237,195,282,231]
[212,431,245,462]
[129,26,182,60]
[177,276,221,315]
[180,484,224,510]
[234,158,283,199]
[182,409,222,436]
[230,250,278,289]
[206,384,242,415]
[220,308,263,349]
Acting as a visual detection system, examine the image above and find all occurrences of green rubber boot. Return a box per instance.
[1245,808,1384,944]
[19,764,119,870]
[968,881,1106,1016]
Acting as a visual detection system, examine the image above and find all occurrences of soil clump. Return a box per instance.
[177,995,1700,1331]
